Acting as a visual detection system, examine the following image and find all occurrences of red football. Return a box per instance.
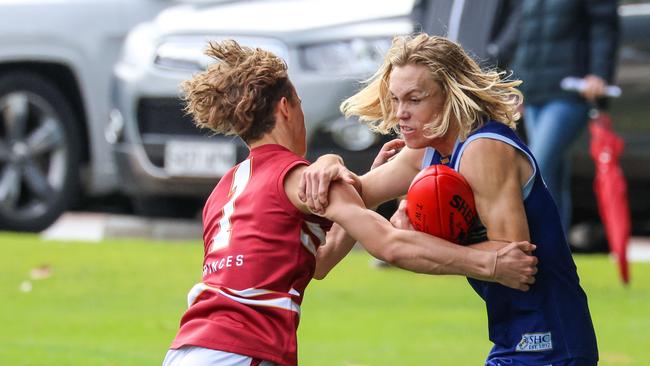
[406,165,477,244]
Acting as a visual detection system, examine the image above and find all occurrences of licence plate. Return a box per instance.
[164,140,236,177]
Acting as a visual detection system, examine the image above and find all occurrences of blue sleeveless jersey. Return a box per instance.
[422,121,597,364]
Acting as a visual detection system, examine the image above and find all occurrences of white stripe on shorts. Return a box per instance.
[163,346,276,366]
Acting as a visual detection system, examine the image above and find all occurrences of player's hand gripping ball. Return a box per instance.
[406,165,477,244]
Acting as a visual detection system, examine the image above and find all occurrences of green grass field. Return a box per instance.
[1,232,648,365]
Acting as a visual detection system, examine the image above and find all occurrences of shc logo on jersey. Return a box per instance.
[515,332,553,352]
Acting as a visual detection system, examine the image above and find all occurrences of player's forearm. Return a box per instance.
[335,207,496,279]
[323,182,496,280]
[387,230,496,279]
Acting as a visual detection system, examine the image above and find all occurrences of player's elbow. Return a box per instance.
[378,246,399,265]
[370,232,436,274]
[312,267,329,280]
[369,231,403,264]
[313,255,338,280]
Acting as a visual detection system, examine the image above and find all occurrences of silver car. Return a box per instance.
[0,0,169,231]
[109,0,415,215]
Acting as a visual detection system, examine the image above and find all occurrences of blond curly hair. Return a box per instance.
[181,40,294,143]
[341,34,523,141]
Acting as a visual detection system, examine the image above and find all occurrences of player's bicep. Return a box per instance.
[459,140,530,242]
[283,164,312,214]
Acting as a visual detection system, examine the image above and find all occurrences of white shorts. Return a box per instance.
[163,346,277,366]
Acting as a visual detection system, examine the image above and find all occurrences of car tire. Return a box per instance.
[0,72,81,232]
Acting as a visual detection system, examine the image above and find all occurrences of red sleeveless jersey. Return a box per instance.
[170,144,331,366]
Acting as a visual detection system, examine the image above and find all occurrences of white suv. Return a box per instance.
[0,0,169,231]
[109,0,415,215]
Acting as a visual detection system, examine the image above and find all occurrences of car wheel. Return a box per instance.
[0,72,81,232]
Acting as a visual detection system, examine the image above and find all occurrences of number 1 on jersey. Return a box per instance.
[209,159,252,253]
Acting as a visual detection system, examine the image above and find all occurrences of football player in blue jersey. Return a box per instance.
[302,34,598,366]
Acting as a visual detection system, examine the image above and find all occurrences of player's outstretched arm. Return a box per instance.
[287,164,536,289]
[390,198,538,290]
[323,181,536,290]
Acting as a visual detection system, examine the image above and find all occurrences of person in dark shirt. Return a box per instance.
[511,0,619,233]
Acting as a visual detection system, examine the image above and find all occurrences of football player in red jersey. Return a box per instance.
[163,40,536,366]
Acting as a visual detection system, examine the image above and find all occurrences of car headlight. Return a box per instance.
[119,23,158,68]
[153,36,290,73]
[329,116,379,151]
[300,38,391,75]
[154,39,211,72]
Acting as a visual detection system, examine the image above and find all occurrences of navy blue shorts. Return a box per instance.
[485,357,596,366]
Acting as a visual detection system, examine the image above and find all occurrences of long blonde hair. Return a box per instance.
[341,34,522,140]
